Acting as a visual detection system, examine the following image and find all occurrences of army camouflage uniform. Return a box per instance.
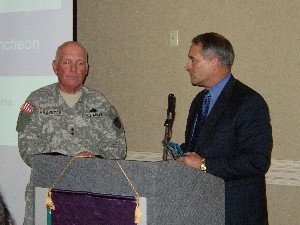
[16,83,127,225]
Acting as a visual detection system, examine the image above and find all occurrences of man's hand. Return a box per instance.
[176,152,202,169]
[75,151,96,158]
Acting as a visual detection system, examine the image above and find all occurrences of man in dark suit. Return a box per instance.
[177,32,272,225]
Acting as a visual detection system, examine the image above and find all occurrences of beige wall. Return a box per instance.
[77,1,300,224]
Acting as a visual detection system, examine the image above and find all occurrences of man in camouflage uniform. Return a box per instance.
[16,41,127,224]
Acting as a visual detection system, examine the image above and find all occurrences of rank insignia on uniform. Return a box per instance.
[20,102,35,114]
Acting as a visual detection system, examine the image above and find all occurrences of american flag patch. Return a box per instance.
[21,102,35,114]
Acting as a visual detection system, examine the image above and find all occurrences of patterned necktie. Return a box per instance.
[189,90,211,151]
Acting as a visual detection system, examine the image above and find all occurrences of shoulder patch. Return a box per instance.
[114,117,122,129]
[20,101,35,114]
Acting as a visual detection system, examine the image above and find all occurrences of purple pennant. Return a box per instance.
[51,189,137,225]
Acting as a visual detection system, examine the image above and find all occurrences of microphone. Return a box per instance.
[167,94,176,122]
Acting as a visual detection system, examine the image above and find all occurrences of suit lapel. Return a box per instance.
[194,77,236,151]
[186,91,205,146]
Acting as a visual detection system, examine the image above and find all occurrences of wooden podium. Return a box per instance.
[32,155,225,225]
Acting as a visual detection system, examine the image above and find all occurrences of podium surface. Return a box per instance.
[32,155,225,225]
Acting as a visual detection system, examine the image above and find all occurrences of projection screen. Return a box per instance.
[0,1,75,224]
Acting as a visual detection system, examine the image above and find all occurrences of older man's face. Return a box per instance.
[52,43,88,94]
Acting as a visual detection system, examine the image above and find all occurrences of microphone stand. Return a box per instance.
[162,94,175,161]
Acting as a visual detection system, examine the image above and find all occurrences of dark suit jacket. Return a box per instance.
[181,76,272,225]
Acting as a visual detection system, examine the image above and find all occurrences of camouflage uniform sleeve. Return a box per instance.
[98,104,127,159]
[16,96,46,167]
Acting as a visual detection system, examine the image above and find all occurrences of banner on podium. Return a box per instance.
[36,187,147,225]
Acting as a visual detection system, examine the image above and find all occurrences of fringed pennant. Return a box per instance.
[45,156,142,224]
[50,189,137,224]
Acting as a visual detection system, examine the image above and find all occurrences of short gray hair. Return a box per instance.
[192,32,234,69]
[55,41,88,63]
